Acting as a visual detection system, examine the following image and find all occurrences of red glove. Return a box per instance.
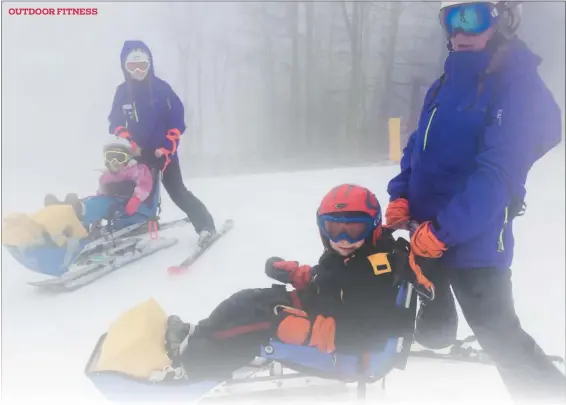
[113,126,139,151]
[385,198,410,229]
[275,306,336,354]
[265,258,313,290]
[124,196,141,216]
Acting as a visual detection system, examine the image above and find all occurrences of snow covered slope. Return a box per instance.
[1,146,564,404]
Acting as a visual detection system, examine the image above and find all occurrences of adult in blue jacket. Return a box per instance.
[108,40,216,245]
[385,2,565,402]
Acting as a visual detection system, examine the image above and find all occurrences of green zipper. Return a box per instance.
[497,207,509,252]
[133,102,139,122]
[423,107,438,151]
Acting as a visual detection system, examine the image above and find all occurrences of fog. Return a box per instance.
[1,3,565,402]
[2,1,564,190]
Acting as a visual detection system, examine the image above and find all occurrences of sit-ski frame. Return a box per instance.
[197,336,565,403]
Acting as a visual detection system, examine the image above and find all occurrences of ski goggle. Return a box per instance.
[104,151,129,165]
[318,214,379,244]
[440,2,498,36]
[125,60,150,74]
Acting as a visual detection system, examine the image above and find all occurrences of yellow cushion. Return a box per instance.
[2,205,88,248]
[93,298,172,379]
[2,213,46,247]
[31,205,88,247]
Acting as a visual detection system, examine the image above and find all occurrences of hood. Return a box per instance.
[120,40,155,81]
[495,38,542,82]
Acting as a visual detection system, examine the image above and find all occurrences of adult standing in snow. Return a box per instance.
[385,1,565,402]
[108,40,216,245]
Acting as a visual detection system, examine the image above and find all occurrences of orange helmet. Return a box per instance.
[317,184,383,247]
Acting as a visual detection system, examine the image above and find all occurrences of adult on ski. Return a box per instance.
[386,1,565,402]
[108,40,216,245]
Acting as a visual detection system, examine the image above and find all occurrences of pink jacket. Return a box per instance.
[98,163,153,202]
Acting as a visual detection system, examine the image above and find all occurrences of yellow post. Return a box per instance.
[388,117,402,163]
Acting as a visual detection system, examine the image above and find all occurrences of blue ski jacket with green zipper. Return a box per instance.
[387,39,561,270]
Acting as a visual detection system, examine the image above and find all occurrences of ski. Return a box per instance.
[120,217,191,238]
[28,237,144,287]
[29,237,178,291]
[409,336,565,366]
[27,217,191,291]
[168,219,234,274]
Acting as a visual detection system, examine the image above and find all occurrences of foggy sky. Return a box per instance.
[2,1,564,199]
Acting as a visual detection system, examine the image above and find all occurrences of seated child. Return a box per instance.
[1,140,157,276]
[45,139,155,232]
[159,184,434,381]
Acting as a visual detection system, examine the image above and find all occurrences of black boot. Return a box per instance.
[64,193,84,219]
[165,315,196,364]
[44,194,60,206]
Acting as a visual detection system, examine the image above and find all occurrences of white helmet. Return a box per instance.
[103,138,133,170]
[440,1,497,9]
[439,1,522,38]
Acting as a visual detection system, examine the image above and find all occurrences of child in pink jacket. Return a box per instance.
[97,148,153,216]
[45,140,155,230]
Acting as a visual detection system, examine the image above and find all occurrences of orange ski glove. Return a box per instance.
[385,198,410,229]
[275,306,336,354]
[410,221,447,259]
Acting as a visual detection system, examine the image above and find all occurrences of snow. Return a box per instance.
[1,146,564,405]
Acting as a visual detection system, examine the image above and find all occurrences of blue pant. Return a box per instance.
[81,195,157,230]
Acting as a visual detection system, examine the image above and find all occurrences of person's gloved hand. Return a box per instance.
[274,306,336,354]
[265,257,313,290]
[390,237,435,300]
[385,198,410,229]
[410,221,447,259]
[124,196,141,216]
[114,126,140,155]
[406,221,446,300]
[153,148,171,171]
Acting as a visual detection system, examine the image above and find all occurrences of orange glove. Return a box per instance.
[406,221,446,297]
[275,306,336,354]
[410,221,447,259]
[385,198,410,229]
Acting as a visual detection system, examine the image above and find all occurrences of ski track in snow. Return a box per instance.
[2,147,564,405]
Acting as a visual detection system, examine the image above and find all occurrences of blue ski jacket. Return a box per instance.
[108,40,186,163]
[387,39,562,270]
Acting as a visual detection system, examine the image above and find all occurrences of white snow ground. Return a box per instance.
[1,146,564,405]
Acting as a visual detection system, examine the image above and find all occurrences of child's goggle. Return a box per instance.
[318,214,379,244]
[105,151,129,165]
[440,2,498,36]
[125,60,149,74]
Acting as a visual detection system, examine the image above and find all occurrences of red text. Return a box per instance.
[8,8,98,16]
